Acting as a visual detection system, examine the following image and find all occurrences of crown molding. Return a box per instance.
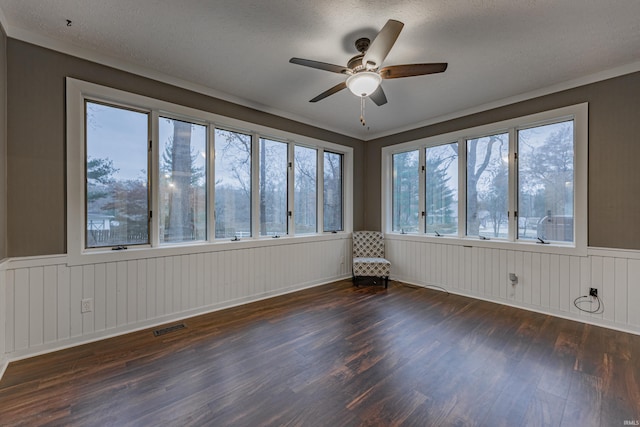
[364,60,640,141]
[3,24,364,141]
[2,11,639,144]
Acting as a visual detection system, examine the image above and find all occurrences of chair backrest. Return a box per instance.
[353,231,385,258]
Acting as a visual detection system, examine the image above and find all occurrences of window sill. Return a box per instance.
[385,232,586,257]
[67,232,350,266]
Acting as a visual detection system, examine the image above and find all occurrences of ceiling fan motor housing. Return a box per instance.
[347,54,364,72]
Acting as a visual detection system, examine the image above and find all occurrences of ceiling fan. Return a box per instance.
[290,19,447,107]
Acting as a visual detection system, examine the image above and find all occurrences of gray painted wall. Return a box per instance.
[5,37,640,255]
[363,72,640,250]
[6,39,364,257]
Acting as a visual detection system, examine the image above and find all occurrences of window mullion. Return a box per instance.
[458,138,467,238]
[150,110,160,247]
[251,133,260,239]
[288,142,295,236]
[317,149,324,234]
[418,148,426,234]
[208,125,215,242]
[508,128,517,242]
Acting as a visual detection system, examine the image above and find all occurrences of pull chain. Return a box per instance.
[359,96,366,126]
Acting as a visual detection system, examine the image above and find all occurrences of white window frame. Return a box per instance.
[322,150,346,233]
[67,78,353,265]
[382,103,588,256]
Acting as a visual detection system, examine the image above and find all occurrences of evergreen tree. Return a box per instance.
[425,155,456,233]
[86,157,118,205]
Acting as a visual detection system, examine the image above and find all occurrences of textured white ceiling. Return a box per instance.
[1,0,639,139]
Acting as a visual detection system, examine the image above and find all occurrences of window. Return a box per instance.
[68,78,352,260]
[85,101,149,248]
[425,143,458,235]
[466,133,508,238]
[214,129,252,239]
[382,103,587,254]
[517,120,574,242]
[159,117,207,243]
[259,138,289,236]
[392,150,419,233]
[323,151,343,232]
[294,146,317,234]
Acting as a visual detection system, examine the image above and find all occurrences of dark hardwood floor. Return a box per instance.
[1,280,639,426]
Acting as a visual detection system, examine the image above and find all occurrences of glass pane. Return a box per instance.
[294,146,317,234]
[392,151,419,233]
[85,101,149,248]
[518,121,574,242]
[215,129,252,239]
[466,133,509,238]
[323,151,343,232]
[426,143,458,235]
[259,138,288,236]
[159,118,207,243]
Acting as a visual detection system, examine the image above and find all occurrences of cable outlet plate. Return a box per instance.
[81,298,93,313]
[589,288,598,297]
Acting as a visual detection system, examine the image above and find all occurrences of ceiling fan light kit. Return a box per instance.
[346,72,382,97]
[290,19,448,126]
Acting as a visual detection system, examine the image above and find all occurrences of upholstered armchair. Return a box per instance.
[352,231,391,288]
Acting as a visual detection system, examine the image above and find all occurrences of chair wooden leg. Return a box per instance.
[384,276,388,288]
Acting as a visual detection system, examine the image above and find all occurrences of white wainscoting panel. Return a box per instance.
[1,237,352,361]
[386,237,640,335]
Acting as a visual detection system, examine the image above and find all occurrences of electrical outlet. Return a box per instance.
[509,273,518,285]
[81,298,93,313]
[589,288,598,297]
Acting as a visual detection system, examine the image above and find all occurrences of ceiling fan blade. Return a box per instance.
[369,86,387,106]
[379,63,448,79]
[310,81,347,102]
[290,58,349,74]
[362,19,404,69]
